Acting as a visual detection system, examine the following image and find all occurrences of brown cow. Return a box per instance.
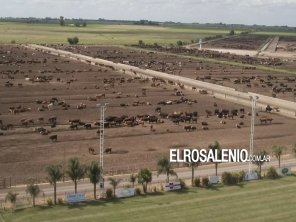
[104,148,112,154]
[49,134,57,142]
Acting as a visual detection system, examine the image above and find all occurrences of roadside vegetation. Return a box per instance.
[1,176,296,222]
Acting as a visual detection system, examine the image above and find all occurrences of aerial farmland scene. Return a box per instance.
[0,1,296,221]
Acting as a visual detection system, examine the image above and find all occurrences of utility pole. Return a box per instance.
[97,103,108,190]
[248,95,259,174]
[199,39,202,50]
[63,146,65,182]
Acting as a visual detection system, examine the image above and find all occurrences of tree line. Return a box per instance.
[5,143,296,209]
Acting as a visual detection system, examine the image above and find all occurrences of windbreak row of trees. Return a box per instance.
[59,16,87,27]
[5,143,296,208]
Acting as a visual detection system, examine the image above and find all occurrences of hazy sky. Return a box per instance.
[1,0,296,26]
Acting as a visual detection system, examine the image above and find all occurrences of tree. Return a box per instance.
[67,37,79,45]
[229,30,235,35]
[67,157,85,193]
[74,22,80,27]
[5,192,18,209]
[59,16,65,26]
[129,174,137,188]
[46,164,63,204]
[72,36,79,44]
[26,183,40,207]
[252,150,268,179]
[176,40,183,46]
[209,141,222,176]
[87,161,101,199]
[187,161,200,187]
[138,40,144,46]
[82,21,87,27]
[137,168,152,193]
[272,145,286,168]
[108,178,121,198]
[157,156,177,183]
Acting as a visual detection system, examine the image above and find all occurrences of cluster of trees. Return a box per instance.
[5,143,296,209]
[134,20,159,26]
[67,37,79,45]
[59,16,87,27]
[74,21,87,27]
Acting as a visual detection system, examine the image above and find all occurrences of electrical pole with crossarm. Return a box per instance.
[97,103,108,190]
[248,95,259,174]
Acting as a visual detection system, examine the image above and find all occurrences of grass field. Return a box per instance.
[0,22,231,45]
[1,22,295,45]
[1,176,296,222]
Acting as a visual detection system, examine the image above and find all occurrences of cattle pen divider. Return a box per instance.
[22,44,296,119]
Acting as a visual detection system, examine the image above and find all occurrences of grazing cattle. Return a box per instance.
[235,124,241,129]
[260,117,273,124]
[84,123,92,129]
[89,147,95,154]
[49,134,57,142]
[172,118,180,125]
[40,130,49,135]
[220,120,226,124]
[77,103,87,110]
[240,108,245,113]
[38,117,44,123]
[202,126,209,130]
[265,105,272,113]
[273,107,280,112]
[184,125,192,131]
[192,117,197,124]
[155,107,161,113]
[199,89,208,94]
[69,119,80,124]
[159,112,168,119]
[105,148,112,154]
[70,124,78,130]
[205,110,212,118]
[227,114,234,119]
[6,124,13,130]
[190,126,197,131]
[48,116,57,124]
[201,122,208,126]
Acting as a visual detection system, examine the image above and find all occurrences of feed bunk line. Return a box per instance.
[97,103,108,189]
[249,96,258,174]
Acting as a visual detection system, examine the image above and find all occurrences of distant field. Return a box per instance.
[0,22,231,45]
[1,176,296,222]
[254,31,296,37]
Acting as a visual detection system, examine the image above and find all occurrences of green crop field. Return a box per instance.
[253,31,296,37]
[1,176,296,222]
[0,22,231,45]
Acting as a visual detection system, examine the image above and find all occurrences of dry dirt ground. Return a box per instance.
[1,45,296,185]
[56,45,296,101]
[203,35,269,50]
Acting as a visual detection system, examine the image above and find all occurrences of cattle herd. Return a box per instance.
[53,44,296,102]
[0,42,296,183]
